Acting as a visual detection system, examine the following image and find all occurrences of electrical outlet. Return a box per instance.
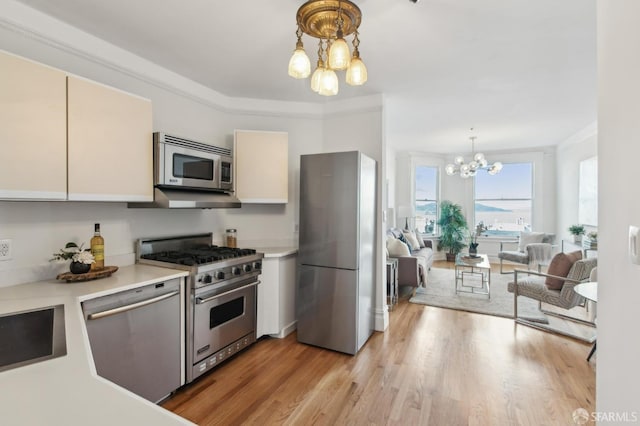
[0,239,12,261]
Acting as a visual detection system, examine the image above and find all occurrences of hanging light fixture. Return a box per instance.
[445,130,503,179]
[287,0,366,96]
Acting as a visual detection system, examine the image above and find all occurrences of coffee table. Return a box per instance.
[455,253,491,298]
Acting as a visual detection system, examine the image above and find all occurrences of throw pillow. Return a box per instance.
[518,231,545,252]
[403,231,421,251]
[414,228,426,248]
[397,233,408,245]
[387,238,410,257]
[545,250,583,290]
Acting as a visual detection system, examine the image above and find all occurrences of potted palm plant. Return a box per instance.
[437,200,469,261]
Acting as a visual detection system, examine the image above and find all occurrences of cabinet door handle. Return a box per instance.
[87,291,179,320]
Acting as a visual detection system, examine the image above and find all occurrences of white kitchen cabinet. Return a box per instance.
[0,51,67,200]
[0,50,153,202]
[257,251,297,338]
[234,130,288,203]
[67,76,153,202]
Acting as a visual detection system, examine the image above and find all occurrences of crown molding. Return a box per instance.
[557,121,598,148]
[0,0,380,119]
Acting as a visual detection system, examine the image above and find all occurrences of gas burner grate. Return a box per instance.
[141,246,257,266]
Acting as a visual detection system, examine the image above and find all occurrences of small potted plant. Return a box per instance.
[568,224,586,243]
[469,222,488,256]
[51,242,95,274]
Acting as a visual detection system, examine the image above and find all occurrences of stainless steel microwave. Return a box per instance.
[154,133,233,192]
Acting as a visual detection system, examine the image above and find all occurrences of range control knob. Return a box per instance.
[253,261,262,270]
[232,267,242,276]
[214,271,226,280]
[243,264,253,272]
[202,274,213,284]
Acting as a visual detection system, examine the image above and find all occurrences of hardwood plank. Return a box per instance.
[163,269,595,425]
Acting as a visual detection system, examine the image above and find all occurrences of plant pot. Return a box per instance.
[573,235,583,244]
[70,261,91,274]
[446,253,457,262]
[469,247,478,256]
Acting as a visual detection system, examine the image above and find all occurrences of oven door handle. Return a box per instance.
[196,280,260,305]
[87,291,180,320]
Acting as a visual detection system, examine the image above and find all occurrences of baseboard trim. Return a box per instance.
[269,320,297,339]
[374,306,389,332]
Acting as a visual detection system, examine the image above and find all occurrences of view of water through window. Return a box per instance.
[415,166,438,234]
[474,162,533,237]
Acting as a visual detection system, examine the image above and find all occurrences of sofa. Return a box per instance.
[386,228,434,289]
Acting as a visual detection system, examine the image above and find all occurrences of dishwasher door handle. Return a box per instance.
[196,280,260,305]
[87,291,180,320]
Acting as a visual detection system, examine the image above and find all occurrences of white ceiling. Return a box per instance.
[13,0,596,153]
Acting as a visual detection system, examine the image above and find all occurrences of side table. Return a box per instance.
[386,258,399,311]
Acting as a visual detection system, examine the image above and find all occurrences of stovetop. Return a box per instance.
[136,233,264,288]
[140,245,257,266]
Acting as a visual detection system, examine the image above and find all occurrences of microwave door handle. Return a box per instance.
[196,280,260,305]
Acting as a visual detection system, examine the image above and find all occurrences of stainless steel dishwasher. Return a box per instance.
[82,278,183,403]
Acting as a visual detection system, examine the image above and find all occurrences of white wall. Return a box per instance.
[322,108,388,331]
[597,0,640,414]
[555,126,598,241]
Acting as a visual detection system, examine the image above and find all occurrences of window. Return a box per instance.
[415,165,438,234]
[474,162,533,237]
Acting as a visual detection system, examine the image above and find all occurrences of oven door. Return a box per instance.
[192,278,258,364]
[159,143,220,190]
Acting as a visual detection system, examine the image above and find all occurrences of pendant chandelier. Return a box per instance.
[445,133,503,178]
[287,0,368,96]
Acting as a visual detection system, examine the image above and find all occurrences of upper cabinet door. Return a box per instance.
[234,130,288,203]
[67,76,153,202]
[0,52,67,200]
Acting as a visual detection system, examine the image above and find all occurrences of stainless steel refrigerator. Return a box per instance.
[297,151,377,355]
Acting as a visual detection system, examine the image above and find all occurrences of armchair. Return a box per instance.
[497,232,556,274]
[507,256,597,341]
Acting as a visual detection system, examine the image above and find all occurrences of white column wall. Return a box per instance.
[597,0,640,414]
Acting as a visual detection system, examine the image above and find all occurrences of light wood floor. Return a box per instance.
[163,261,596,425]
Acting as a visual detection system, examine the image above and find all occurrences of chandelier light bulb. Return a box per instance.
[493,162,503,172]
[310,67,324,92]
[445,164,456,175]
[479,158,488,167]
[454,156,465,165]
[328,35,351,70]
[461,170,471,178]
[346,56,367,85]
[474,152,485,162]
[460,164,470,173]
[288,46,311,79]
[469,161,478,171]
[319,69,339,96]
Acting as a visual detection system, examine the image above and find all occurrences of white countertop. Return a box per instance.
[258,246,298,258]
[0,264,194,426]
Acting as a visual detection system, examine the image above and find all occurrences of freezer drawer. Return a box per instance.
[82,278,182,403]
[297,265,372,355]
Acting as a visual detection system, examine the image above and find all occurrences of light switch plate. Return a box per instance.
[0,239,12,261]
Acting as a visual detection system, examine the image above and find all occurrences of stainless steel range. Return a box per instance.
[136,233,263,383]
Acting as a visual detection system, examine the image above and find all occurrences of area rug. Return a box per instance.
[409,267,548,323]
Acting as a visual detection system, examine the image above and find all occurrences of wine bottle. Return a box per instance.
[90,223,105,270]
